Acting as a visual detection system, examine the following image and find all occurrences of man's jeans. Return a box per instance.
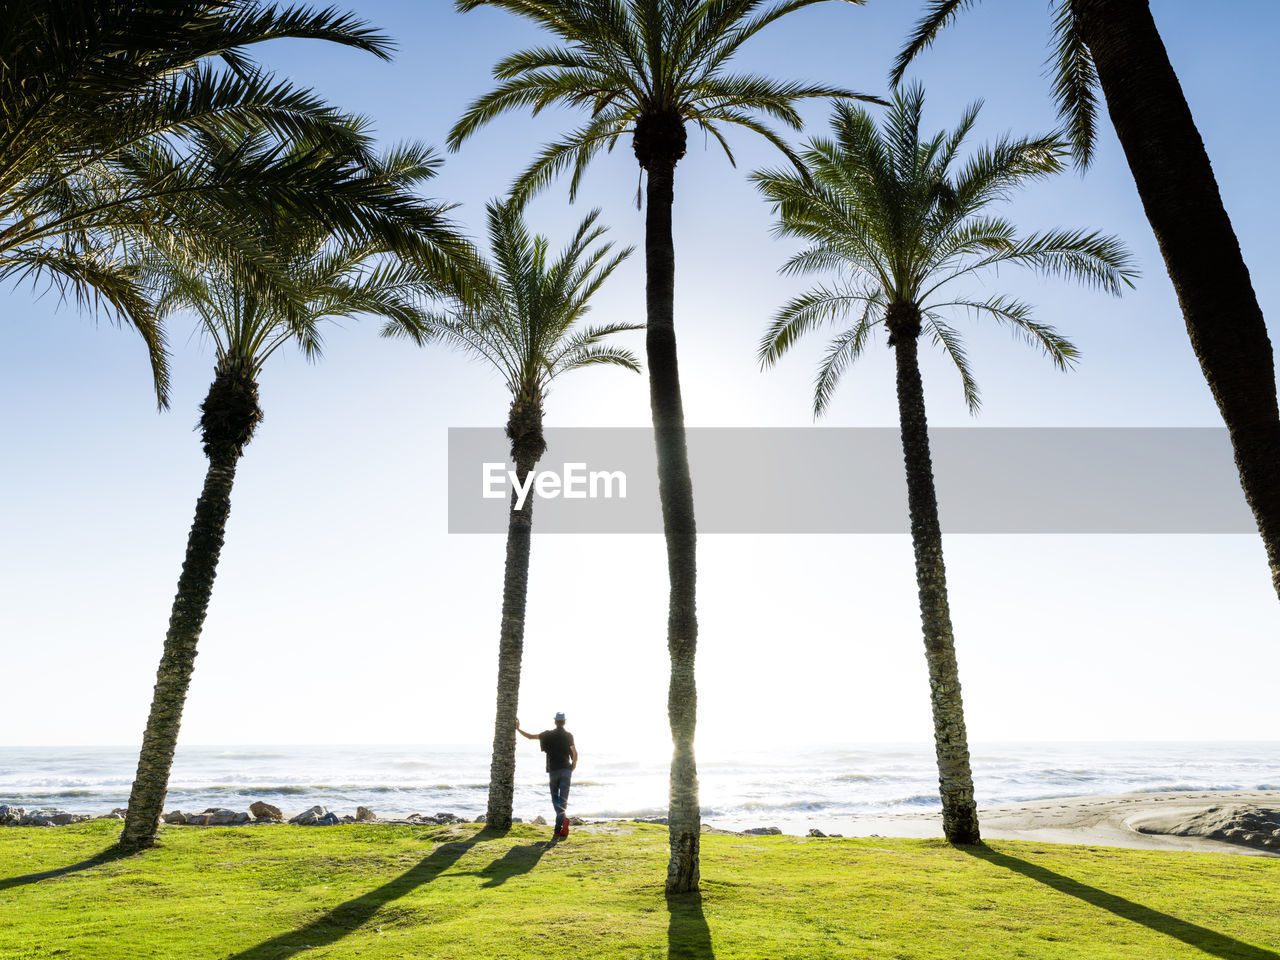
[548,767,572,830]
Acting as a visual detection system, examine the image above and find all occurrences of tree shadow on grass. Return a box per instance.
[223,829,494,960]
[0,845,133,891]
[450,838,555,888]
[966,844,1280,960]
[666,891,714,959]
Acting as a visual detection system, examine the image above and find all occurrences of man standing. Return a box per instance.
[516,712,578,837]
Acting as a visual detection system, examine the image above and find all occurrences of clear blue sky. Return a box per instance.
[1,2,1276,749]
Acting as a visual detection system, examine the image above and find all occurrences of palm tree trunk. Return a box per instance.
[889,305,980,844]
[1074,0,1280,600]
[119,360,260,851]
[485,398,544,830]
[644,153,701,893]
[119,451,239,849]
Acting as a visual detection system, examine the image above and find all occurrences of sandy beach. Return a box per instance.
[708,790,1280,856]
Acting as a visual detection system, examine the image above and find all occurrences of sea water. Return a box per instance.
[1,742,1276,829]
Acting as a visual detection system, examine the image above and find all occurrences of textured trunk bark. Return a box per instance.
[119,451,239,849]
[890,306,980,845]
[644,155,701,893]
[1075,0,1280,599]
[120,361,259,850]
[485,399,543,830]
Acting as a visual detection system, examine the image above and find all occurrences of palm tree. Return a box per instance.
[117,136,467,850]
[893,1,1280,601]
[448,0,878,892]
[754,86,1136,843]
[1,0,400,405]
[404,198,637,831]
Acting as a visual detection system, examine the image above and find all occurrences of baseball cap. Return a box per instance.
[554,712,566,722]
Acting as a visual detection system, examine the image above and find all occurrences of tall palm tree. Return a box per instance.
[1,0,400,405]
[448,0,877,892]
[405,198,637,831]
[893,1,1280,601]
[754,86,1136,843]
[117,136,467,850]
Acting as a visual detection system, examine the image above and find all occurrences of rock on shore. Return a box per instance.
[1127,804,1280,850]
[1,802,488,828]
[250,801,283,821]
[0,805,119,827]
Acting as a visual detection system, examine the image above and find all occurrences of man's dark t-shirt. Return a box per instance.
[538,727,574,772]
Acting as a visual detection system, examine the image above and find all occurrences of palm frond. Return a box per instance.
[758,282,881,367]
[704,1,868,68]
[812,295,881,416]
[218,4,394,60]
[890,0,979,86]
[553,342,643,376]
[1,243,169,405]
[510,108,635,202]
[1048,0,1100,169]
[979,228,1138,295]
[688,74,873,129]
[950,133,1067,211]
[448,69,626,152]
[931,295,1079,370]
[922,313,980,411]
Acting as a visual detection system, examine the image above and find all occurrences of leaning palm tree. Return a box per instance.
[754,86,1136,843]
[117,136,467,851]
[893,2,1280,601]
[1,0,400,405]
[449,0,878,892]
[402,198,637,831]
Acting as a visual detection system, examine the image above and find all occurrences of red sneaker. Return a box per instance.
[557,820,570,837]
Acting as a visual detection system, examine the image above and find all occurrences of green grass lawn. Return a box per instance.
[1,819,1277,959]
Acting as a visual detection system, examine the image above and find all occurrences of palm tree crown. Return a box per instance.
[1,0,411,404]
[449,0,876,194]
[755,85,1137,412]
[419,199,639,409]
[148,136,457,386]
